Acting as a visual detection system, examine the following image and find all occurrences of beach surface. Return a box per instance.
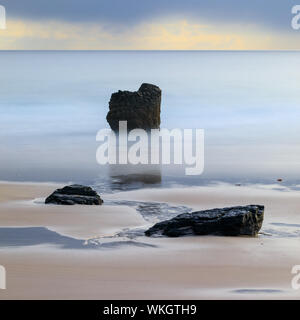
[0,182,300,299]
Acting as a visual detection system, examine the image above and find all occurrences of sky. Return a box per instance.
[0,0,300,50]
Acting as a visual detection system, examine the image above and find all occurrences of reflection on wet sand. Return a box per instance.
[109,163,162,188]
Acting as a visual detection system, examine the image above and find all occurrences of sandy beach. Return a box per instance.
[0,182,300,299]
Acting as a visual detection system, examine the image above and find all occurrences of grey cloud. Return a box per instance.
[0,0,297,32]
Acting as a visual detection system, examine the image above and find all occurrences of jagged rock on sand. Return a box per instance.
[145,205,264,237]
[106,83,161,131]
[45,185,103,205]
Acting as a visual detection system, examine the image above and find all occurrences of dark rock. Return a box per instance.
[145,205,264,237]
[45,185,103,205]
[106,83,161,131]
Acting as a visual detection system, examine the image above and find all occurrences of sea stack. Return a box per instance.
[106,83,161,131]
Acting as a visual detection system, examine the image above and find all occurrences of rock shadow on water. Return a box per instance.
[0,227,156,250]
[110,173,162,191]
[108,161,162,192]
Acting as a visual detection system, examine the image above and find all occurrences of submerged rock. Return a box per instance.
[106,83,161,131]
[45,185,103,205]
[145,205,264,237]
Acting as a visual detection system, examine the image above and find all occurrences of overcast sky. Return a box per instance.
[0,0,300,49]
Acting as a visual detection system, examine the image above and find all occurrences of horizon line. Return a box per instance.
[1,49,300,52]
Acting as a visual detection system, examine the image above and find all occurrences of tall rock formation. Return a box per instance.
[106,83,161,131]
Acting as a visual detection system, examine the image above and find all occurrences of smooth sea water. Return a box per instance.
[1,51,300,191]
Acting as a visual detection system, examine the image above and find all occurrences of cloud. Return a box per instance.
[0,1,299,50]
[0,0,297,33]
[0,17,298,50]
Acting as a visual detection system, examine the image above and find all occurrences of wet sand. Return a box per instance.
[0,182,300,299]
[0,182,146,239]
